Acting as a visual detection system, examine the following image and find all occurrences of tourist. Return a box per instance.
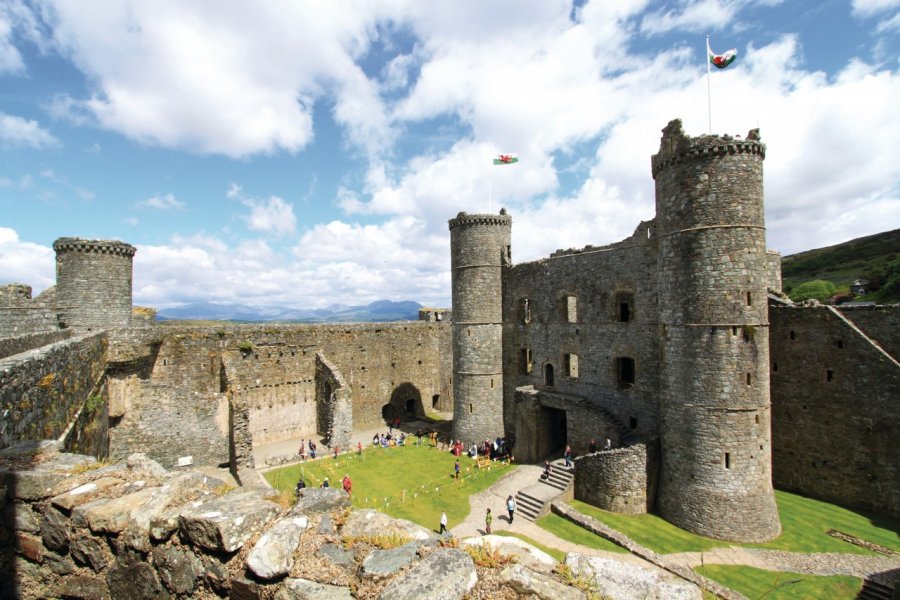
[564,445,572,467]
[541,460,551,480]
[294,479,306,497]
[485,508,493,534]
[604,436,612,451]
[416,428,423,446]
[299,440,307,461]
[357,441,363,455]
[589,438,598,453]
[372,433,379,446]
[439,511,448,534]
[321,477,329,488]
[342,474,352,496]
[310,440,317,459]
[333,446,339,460]
[507,495,516,524]
[454,459,460,479]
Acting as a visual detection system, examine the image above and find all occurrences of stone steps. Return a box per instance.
[857,578,895,600]
[515,459,575,521]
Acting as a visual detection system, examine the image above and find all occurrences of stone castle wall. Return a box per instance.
[315,351,353,449]
[0,334,106,450]
[0,330,72,361]
[837,305,900,359]
[0,285,59,339]
[503,221,660,458]
[770,305,900,517]
[101,323,450,467]
[573,440,659,514]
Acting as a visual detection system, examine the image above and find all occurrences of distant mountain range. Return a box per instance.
[156,299,426,323]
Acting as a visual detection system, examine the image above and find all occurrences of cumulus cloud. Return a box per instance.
[0,112,60,148]
[0,228,54,292]
[242,196,297,236]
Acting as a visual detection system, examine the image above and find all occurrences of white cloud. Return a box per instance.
[0,228,54,292]
[640,0,741,35]
[0,112,60,148]
[0,8,25,74]
[139,193,185,211]
[242,196,297,236]
[852,0,900,16]
[875,11,900,32]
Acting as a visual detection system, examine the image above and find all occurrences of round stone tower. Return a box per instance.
[53,237,137,332]
[652,120,781,542]
[449,210,512,445]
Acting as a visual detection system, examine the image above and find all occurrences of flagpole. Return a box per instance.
[706,35,712,134]
[488,154,494,212]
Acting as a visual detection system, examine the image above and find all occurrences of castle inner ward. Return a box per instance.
[1,120,897,543]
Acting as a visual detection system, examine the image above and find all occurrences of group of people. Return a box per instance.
[295,473,352,496]
[588,436,614,453]
[297,438,318,460]
[372,431,406,447]
[437,495,517,536]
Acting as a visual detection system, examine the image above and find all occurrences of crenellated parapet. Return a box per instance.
[52,238,137,257]
[448,210,512,231]
[651,119,764,179]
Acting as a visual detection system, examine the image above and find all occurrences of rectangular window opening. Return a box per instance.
[746,291,752,306]
[469,403,473,414]
[725,452,731,469]
[746,373,752,385]
[826,369,834,382]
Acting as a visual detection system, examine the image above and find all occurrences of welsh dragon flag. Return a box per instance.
[493,154,519,165]
[707,39,737,69]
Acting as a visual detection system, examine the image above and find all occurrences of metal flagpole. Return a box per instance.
[706,35,713,134]
[488,154,494,212]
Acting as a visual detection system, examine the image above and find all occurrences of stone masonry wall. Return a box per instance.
[574,440,659,514]
[0,285,59,339]
[0,331,72,361]
[0,333,106,450]
[837,304,900,360]
[315,352,353,449]
[503,220,660,453]
[770,305,900,518]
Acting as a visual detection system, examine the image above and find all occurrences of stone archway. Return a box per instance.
[383,382,424,423]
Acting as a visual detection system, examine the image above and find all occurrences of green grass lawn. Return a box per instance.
[696,565,861,600]
[535,512,628,554]
[558,490,900,555]
[264,444,512,532]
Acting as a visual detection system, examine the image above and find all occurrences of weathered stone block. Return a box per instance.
[246,515,308,580]
[178,490,281,553]
[376,547,477,600]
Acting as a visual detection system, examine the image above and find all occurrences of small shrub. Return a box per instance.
[267,490,295,509]
[84,395,104,415]
[344,532,413,550]
[555,563,601,599]
[463,542,516,568]
[238,341,254,353]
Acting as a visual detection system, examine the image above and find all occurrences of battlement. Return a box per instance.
[448,210,512,230]
[52,237,136,257]
[651,119,764,179]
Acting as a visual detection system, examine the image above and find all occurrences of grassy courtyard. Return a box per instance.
[264,442,512,531]
[695,565,861,600]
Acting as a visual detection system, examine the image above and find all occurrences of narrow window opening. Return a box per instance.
[564,295,577,323]
[564,353,579,378]
[544,363,555,387]
[469,403,474,414]
[615,291,634,323]
[162,358,167,366]
[773,362,778,372]
[755,414,760,425]
[725,452,731,469]
[826,369,834,382]
[746,291,752,306]
[467,328,471,337]
[790,330,796,340]
[490,378,494,389]
[616,357,635,388]
[432,395,440,409]
[520,298,531,324]
[835,340,843,349]
[629,417,638,430]
[746,373,752,385]
[520,348,533,375]
[731,326,738,336]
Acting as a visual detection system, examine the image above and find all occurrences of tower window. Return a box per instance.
[826,369,834,382]
[790,330,796,340]
[746,291,752,306]
[616,357,635,388]
[544,363,555,387]
[519,298,531,324]
[519,348,533,375]
[725,452,731,469]
[469,403,474,414]
[564,353,578,378]
[564,295,577,323]
[615,291,634,323]
[834,340,843,349]
[746,373,752,385]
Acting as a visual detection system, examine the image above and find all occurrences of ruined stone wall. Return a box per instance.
[104,323,450,465]
[653,120,780,542]
[503,220,660,455]
[836,305,900,360]
[0,285,59,339]
[315,352,352,449]
[0,333,106,450]
[574,440,658,514]
[765,250,782,294]
[770,305,900,518]
[0,331,72,361]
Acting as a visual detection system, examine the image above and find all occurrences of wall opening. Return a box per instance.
[746,291,752,306]
[564,353,578,378]
[826,369,834,382]
[615,291,634,323]
[536,406,568,458]
[432,394,440,409]
[563,295,577,323]
[616,357,635,388]
[519,298,531,324]
[544,363,555,387]
[519,348,533,375]
[835,340,843,349]
[746,373,752,385]
[790,330,796,340]
[725,452,731,469]
[385,382,423,422]
[629,416,638,430]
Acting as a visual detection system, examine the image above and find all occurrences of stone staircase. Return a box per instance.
[857,577,895,600]
[515,458,574,521]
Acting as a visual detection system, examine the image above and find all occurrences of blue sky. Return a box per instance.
[1,0,898,310]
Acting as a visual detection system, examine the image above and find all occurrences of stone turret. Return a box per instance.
[652,120,781,542]
[53,237,136,332]
[449,210,512,445]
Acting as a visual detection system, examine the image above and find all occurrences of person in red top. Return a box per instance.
[342,474,352,496]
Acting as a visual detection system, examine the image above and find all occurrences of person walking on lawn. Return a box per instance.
[439,511,448,534]
[485,508,493,534]
[507,495,516,524]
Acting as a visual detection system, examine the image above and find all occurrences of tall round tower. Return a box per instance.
[449,210,512,445]
[652,120,781,542]
[53,237,137,332]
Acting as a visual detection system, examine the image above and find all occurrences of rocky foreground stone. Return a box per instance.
[0,441,702,599]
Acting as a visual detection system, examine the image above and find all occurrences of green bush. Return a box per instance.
[790,280,836,303]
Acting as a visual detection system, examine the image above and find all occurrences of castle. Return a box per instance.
[1,120,897,544]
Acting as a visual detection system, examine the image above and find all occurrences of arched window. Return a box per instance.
[615,357,635,389]
[544,363,555,387]
[615,291,634,323]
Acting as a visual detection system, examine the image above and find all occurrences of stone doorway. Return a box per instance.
[536,406,567,459]
[382,382,424,423]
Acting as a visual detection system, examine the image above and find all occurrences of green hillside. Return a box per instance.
[780,229,900,304]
